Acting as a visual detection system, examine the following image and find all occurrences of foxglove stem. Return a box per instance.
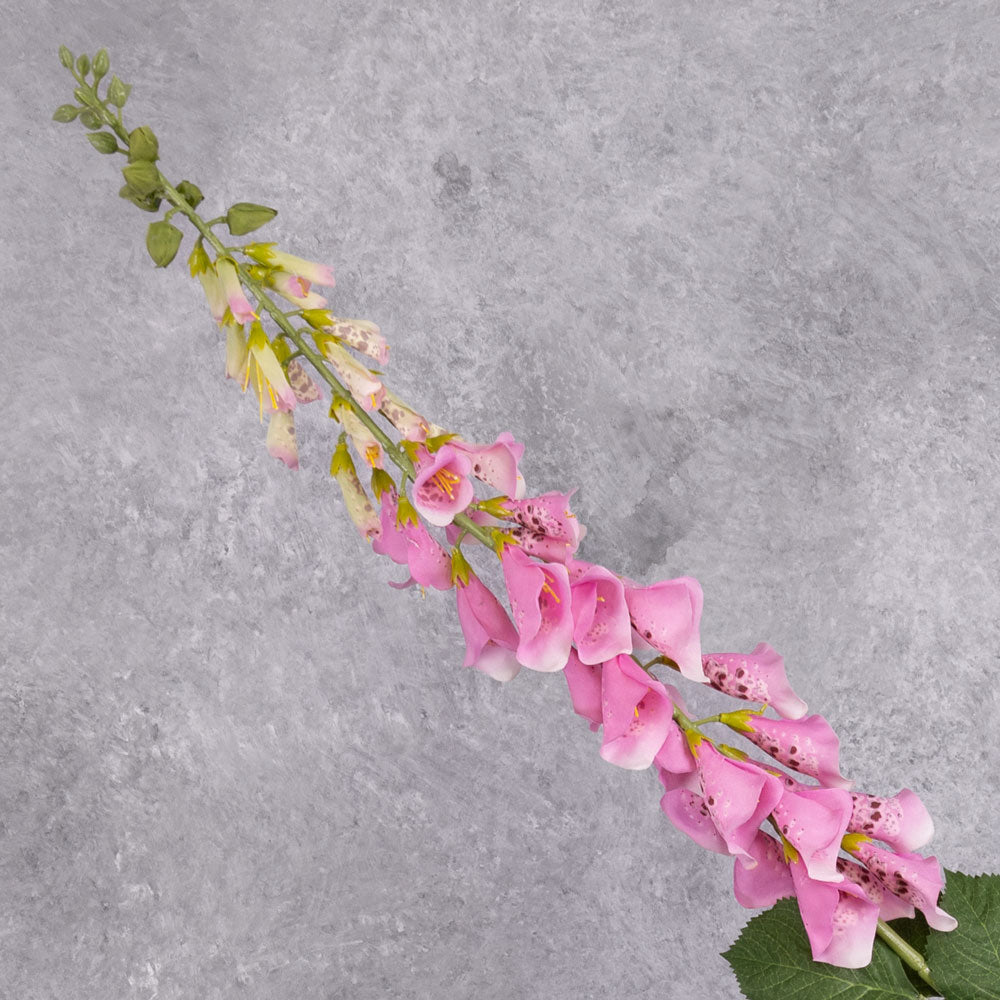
[874,920,937,992]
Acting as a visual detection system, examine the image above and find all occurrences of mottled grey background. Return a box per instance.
[2,1,999,997]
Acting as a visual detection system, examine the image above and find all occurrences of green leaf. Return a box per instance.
[145,220,184,268]
[225,202,278,236]
[925,870,1000,1000]
[107,74,131,108]
[92,48,109,80]
[52,104,80,123]
[118,185,162,213]
[127,125,159,163]
[121,160,161,196]
[79,110,102,130]
[176,180,204,209]
[76,53,90,76]
[724,899,919,1000]
[86,132,118,154]
[58,45,74,69]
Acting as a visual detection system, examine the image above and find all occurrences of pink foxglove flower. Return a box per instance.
[501,546,573,672]
[625,577,705,683]
[770,785,853,883]
[660,786,730,855]
[314,335,385,411]
[733,831,795,908]
[725,711,851,789]
[215,257,257,326]
[848,836,957,931]
[374,494,452,591]
[452,432,526,498]
[380,389,430,442]
[847,789,934,853]
[371,491,411,565]
[599,654,675,770]
[790,858,880,969]
[455,573,520,682]
[499,491,582,564]
[411,445,475,527]
[835,857,915,921]
[569,562,632,664]
[563,649,602,729]
[243,243,336,287]
[691,739,783,863]
[702,642,807,719]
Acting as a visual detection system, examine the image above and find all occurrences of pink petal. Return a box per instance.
[412,446,475,527]
[771,786,853,883]
[402,520,452,590]
[453,431,525,498]
[741,714,851,789]
[456,573,519,668]
[501,547,573,672]
[563,648,602,728]
[661,787,730,854]
[625,577,705,682]
[599,654,674,770]
[371,492,410,564]
[733,832,795,908]
[570,563,632,664]
[847,789,934,853]
[702,642,808,718]
[835,857,915,921]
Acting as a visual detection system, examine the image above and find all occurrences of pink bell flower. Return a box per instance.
[314,335,385,411]
[726,712,851,789]
[653,684,697,777]
[215,257,257,326]
[599,654,674,770]
[660,786,730,855]
[374,494,452,591]
[452,431,526,498]
[733,831,795,908]
[770,785,853,883]
[244,322,297,418]
[790,858,880,969]
[691,739,784,863]
[846,789,934,853]
[380,389,430,442]
[501,547,573,671]
[243,243,336,287]
[371,491,411,565]
[624,576,705,683]
[569,563,632,664]
[848,836,957,931]
[411,445,475,527]
[499,491,582,564]
[701,642,807,719]
[456,572,521,682]
[835,857,915,921]
[563,649,602,730]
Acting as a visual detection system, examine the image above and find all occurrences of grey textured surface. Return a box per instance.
[3,1,1000,997]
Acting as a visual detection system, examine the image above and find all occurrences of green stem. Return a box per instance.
[874,920,938,992]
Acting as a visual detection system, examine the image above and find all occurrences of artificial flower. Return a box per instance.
[501,546,573,671]
[599,653,675,770]
[411,445,475,527]
[625,576,705,682]
[701,642,807,719]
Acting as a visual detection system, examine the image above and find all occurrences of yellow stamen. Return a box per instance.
[364,444,381,467]
[634,705,640,719]
[540,575,562,603]
[431,467,461,499]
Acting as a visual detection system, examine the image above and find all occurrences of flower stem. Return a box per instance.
[874,920,938,993]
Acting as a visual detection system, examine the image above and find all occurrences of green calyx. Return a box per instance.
[370,468,395,501]
[146,220,183,268]
[329,437,355,478]
[450,547,472,587]
[127,125,159,163]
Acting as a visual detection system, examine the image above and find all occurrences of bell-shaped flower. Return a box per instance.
[847,789,934,853]
[411,445,475,527]
[563,649,602,730]
[302,310,389,367]
[722,711,851,788]
[215,257,257,326]
[380,389,430,442]
[332,399,383,469]
[501,546,573,671]
[569,562,632,664]
[285,358,323,404]
[846,835,957,931]
[451,432,526,498]
[790,858,880,969]
[599,654,675,770]
[691,739,784,863]
[702,642,807,719]
[771,785,853,883]
[374,493,452,590]
[266,410,299,469]
[330,438,381,543]
[189,242,227,324]
[498,491,581,564]
[243,242,336,287]
[456,572,520,682]
[264,269,328,309]
[314,335,385,411]
[653,684,697,777]
[243,322,297,418]
[371,490,411,565]
[625,576,705,682]
[835,857,915,921]
[661,786,730,855]
[733,831,795,908]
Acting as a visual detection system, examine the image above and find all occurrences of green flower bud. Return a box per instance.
[87,132,118,154]
[52,104,80,123]
[119,185,163,213]
[59,45,74,69]
[92,48,109,80]
[79,110,102,130]
[145,220,184,268]
[73,86,91,105]
[127,125,159,163]
[121,160,161,196]
[76,53,90,77]
[107,75,131,109]
[225,202,278,236]
[176,180,204,209]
